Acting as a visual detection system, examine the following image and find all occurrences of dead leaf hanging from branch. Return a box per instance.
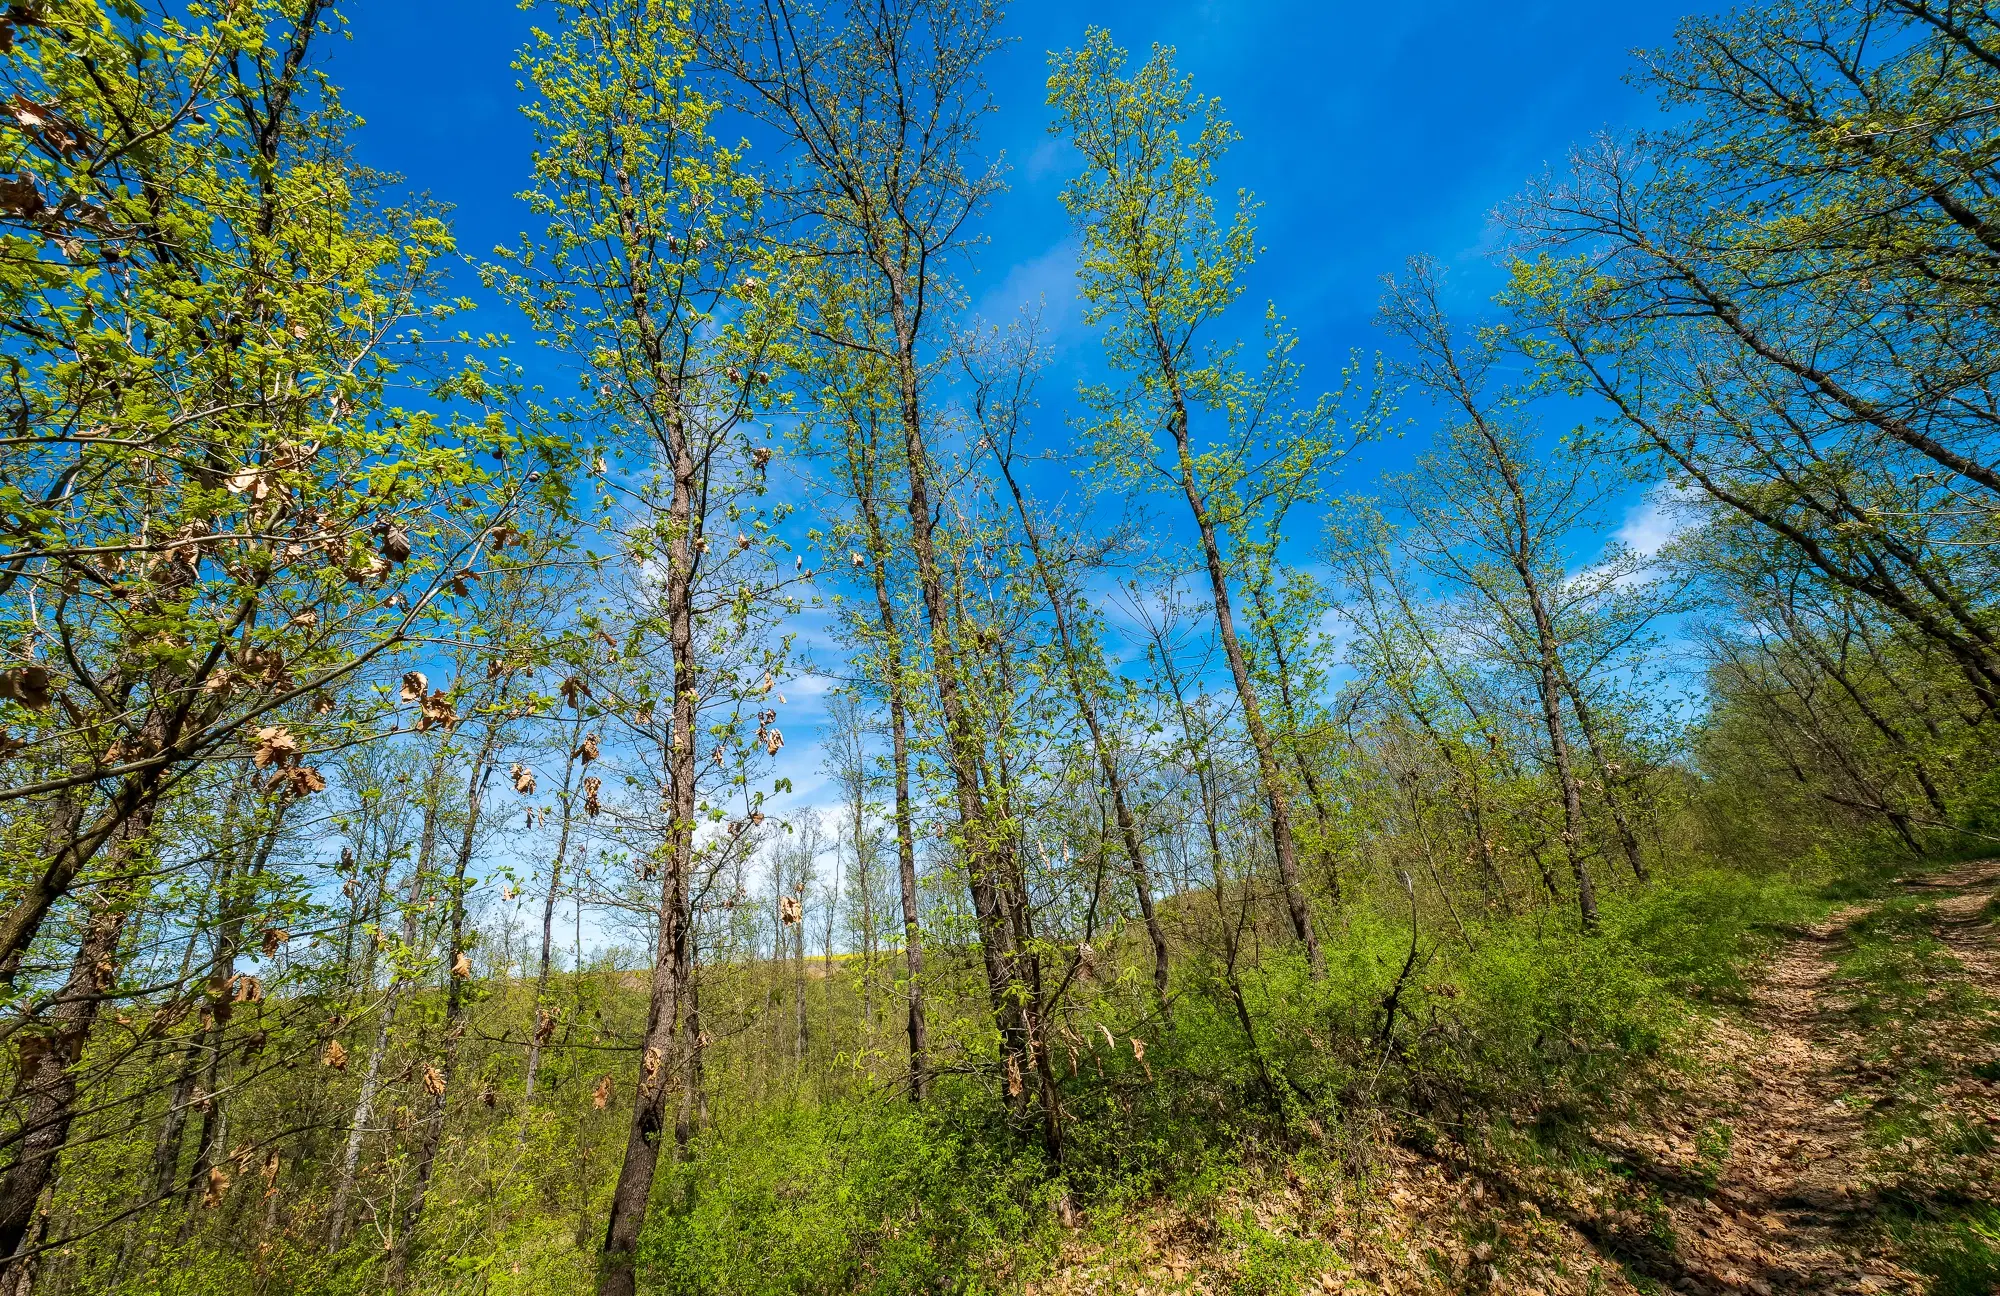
[0,665,53,710]
[376,523,411,563]
[251,726,300,769]
[413,689,458,733]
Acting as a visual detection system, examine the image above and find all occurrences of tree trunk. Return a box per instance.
[0,775,157,985]
[599,375,700,1296]
[1558,673,1648,883]
[390,723,504,1287]
[136,780,252,1243]
[990,449,1172,1014]
[180,796,288,1215]
[1361,567,1518,911]
[674,960,703,1153]
[1532,642,1598,927]
[1247,575,1344,905]
[852,800,875,1034]
[1156,626,1280,1109]
[792,896,807,1068]
[820,850,838,1076]
[885,283,1056,1157]
[522,729,580,1115]
[1781,602,1952,820]
[853,441,928,1101]
[1430,329,1599,927]
[1156,353,1323,978]
[325,978,399,1251]
[0,808,154,1270]
[327,775,442,1252]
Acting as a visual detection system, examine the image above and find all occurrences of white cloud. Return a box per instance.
[973,238,1083,342]
[1023,139,1071,185]
[1614,499,1681,559]
[778,671,836,702]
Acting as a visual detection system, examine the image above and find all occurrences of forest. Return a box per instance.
[0,0,1997,1292]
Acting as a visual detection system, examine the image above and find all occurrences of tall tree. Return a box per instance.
[1508,0,2000,712]
[716,0,1063,1151]
[0,0,520,987]
[1376,260,1670,926]
[962,323,1172,1014]
[1049,31,1379,976]
[801,309,931,1100]
[0,810,154,1267]
[495,2,792,1288]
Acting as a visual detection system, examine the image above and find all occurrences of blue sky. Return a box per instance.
[329,0,1705,931]
[339,0,1695,427]
[337,0,1697,547]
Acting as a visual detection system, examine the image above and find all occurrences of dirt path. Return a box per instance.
[1575,859,2000,1296]
[1907,859,2000,986]
[1021,865,2000,1296]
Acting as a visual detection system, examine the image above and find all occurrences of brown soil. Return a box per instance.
[1022,862,2000,1295]
[1569,906,1934,1293]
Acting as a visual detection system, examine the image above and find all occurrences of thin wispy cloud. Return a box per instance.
[974,237,1084,343]
[1615,498,1683,559]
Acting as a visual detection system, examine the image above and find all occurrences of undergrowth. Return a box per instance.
[1827,881,2000,1296]
[620,866,1820,1294]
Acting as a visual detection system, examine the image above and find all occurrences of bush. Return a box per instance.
[1606,868,1816,1000]
[640,1095,1054,1295]
[622,868,1823,1294]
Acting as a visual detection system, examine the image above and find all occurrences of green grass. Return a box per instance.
[1213,1206,1332,1296]
[84,862,1845,1296]
[1825,883,2000,1296]
[639,1097,1057,1295]
[1890,1203,2000,1296]
[599,866,1825,1295]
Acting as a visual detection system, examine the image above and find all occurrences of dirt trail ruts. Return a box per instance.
[1907,859,2000,987]
[1582,859,2000,1296]
[1021,866,2000,1295]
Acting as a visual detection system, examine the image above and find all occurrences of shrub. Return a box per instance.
[640,1095,1053,1295]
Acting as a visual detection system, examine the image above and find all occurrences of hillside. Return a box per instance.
[3,1,1999,1293]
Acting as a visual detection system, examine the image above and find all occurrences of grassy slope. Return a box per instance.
[98,853,2000,1295]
